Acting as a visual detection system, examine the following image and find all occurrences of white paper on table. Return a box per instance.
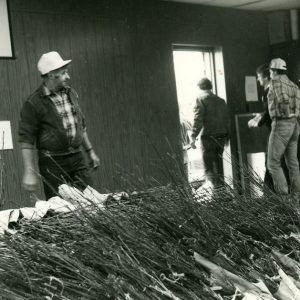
[0,121,13,149]
[20,207,41,220]
[0,209,14,232]
[245,76,258,102]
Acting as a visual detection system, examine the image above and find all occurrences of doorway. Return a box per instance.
[173,46,232,184]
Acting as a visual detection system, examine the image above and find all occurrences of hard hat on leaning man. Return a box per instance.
[269,58,287,70]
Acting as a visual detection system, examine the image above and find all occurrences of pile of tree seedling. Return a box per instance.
[0,174,299,300]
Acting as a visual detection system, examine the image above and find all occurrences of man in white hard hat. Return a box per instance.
[248,63,290,192]
[267,57,300,195]
[19,51,100,200]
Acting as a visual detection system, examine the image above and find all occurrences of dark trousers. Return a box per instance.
[38,151,92,200]
[201,135,227,187]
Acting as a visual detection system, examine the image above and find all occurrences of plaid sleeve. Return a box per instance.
[272,80,289,104]
[267,85,276,119]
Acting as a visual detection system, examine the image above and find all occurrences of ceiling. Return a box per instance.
[162,0,300,11]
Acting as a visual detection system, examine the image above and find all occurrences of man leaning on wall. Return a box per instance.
[18,51,100,200]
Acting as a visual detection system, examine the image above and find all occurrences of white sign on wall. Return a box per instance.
[245,76,258,102]
[0,0,13,57]
[0,121,13,150]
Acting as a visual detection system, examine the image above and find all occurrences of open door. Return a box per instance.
[173,46,232,185]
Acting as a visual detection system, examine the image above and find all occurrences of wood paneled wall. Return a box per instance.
[0,0,269,208]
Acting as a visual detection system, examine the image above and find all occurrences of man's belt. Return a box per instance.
[39,146,81,157]
[273,115,297,120]
[202,134,228,139]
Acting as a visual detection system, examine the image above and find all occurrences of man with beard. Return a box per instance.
[19,51,100,199]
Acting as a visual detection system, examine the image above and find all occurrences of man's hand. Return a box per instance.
[88,149,100,169]
[21,148,38,191]
[22,172,39,192]
[190,137,197,149]
[248,113,261,128]
[248,118,258,128]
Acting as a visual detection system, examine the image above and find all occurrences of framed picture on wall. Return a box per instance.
[0,0,14,58]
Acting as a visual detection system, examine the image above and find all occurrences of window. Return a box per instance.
[0,0,13,58]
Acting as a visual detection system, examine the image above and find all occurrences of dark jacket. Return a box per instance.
[191,91,229,138]
[19,85,86,155]
[257,87,272,129]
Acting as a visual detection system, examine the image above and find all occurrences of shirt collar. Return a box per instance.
[199,90,212,96]
[41,84,70,97]
[272,74,288,81]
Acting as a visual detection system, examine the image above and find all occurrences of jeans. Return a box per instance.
[267,118,300,194]
[264,132,290,192]
[201,135,227,187]
[38,151,92,200]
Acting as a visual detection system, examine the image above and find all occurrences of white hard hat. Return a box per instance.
[269,58,287,70]
[37,51,72,75]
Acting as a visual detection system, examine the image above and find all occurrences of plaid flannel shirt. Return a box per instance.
[268,75,300,120]
[43,85,77,141]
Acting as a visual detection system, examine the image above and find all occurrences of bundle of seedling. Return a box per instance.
[0,171,299,300]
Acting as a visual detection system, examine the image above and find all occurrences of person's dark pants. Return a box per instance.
[201,135,227,188]
[38,151,92,200]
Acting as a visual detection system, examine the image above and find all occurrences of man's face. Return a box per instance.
[269,69,276,80]
[257,73,264,86]
[257,72,268,87]
[50,67,70,90]
[256,73,270,87]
